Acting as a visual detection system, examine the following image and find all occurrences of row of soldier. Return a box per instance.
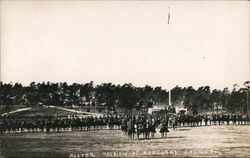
[178,113,250,127]
[0,113,249,134]
[121,113,250,140]
[0,115,122,133]
[121,114,172,140]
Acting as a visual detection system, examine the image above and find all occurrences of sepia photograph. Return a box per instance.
[0,0,249,157]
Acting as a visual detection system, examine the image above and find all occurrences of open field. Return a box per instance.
[0,125,250,158]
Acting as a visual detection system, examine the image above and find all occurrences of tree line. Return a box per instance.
[0,81,249,114]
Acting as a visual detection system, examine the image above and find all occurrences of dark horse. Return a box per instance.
[127,119,136,140]
[136,121,147,140]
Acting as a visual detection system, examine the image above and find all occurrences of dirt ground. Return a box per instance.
[0,125,250,158]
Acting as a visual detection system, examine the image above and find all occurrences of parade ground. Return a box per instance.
[0,125,250,158]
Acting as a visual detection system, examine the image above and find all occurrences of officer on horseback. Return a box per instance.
[160,115,169,139]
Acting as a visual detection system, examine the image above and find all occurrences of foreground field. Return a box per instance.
[0,125,250,158]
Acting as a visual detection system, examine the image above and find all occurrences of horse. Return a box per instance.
[171,115,178,130]
[159,122,169,138]
[127,118,136,140]
[136,121,147,140]
[149,119,156,139]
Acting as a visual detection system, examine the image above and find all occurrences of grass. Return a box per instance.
[0,125,250,158]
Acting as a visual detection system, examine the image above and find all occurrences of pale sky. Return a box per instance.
[0,1,249,90]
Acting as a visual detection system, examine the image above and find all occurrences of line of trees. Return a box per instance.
[0,81,249,114]
[171,82,250,114]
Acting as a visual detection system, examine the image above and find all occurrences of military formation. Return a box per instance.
[0,115,122,134]
[120,113,250,140]
[0,113,250,140]
[121,114,171,140]
[178,113,250,127]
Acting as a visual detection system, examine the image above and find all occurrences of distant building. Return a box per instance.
[148,104,168,114]
[175,101,188,114]
[213,102,223,110]
[148,101,188,115]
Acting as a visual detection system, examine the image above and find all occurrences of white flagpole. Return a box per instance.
[169,89,171,106]
[168,7,171,25]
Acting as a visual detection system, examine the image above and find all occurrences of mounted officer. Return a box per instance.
[160,115,169,139]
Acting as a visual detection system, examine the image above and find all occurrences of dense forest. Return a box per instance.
[0,81,249,114]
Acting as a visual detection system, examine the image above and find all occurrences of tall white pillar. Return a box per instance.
[169,90,171,106]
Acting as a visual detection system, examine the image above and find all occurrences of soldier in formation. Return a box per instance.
[178,113,250,127]
[0,114,122,134]
[0,113,249,138]
[121,114,169,140]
